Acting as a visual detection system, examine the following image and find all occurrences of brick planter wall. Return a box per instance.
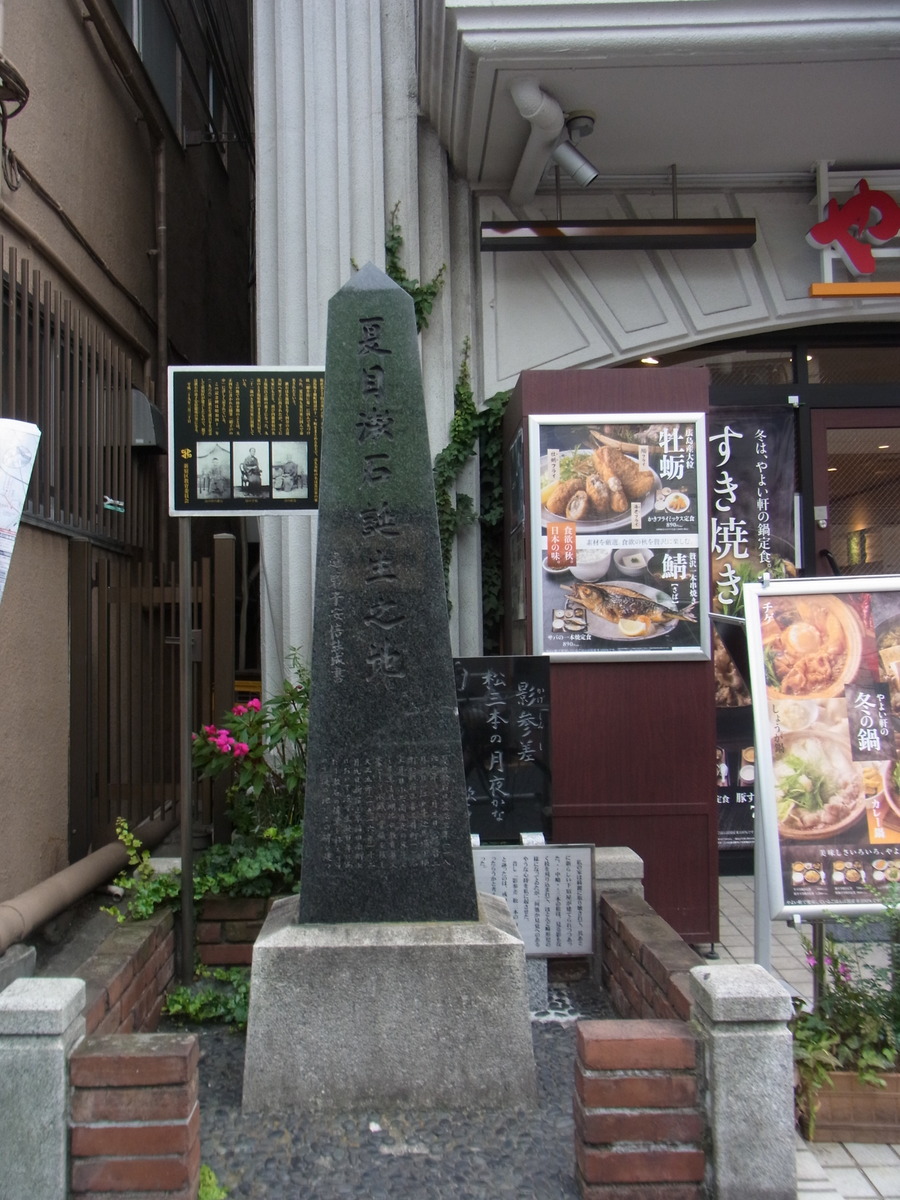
[600,892,705,1021]
[195,894,286,965]
[574,1019,707,1200]
[69,1032,200,1199]
[79,909,176,1035]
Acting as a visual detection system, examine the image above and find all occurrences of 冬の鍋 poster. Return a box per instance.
[745,577,900,918]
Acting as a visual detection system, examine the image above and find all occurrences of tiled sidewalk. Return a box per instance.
[716,875,900,1200]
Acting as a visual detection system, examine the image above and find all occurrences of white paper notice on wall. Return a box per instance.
[0,419,41,607]
[472,844,593,957]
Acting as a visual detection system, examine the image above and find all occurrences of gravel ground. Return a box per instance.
[183,979,613,1200]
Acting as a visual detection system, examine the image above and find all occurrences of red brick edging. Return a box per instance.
[574,1019,707,1200]
[196,893,286,965]
[70,1032,201,1199]
[600,892,705,1021]
[80,908,176,1036]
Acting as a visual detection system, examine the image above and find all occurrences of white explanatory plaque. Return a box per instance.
[0,418,40,607]
[472,845,593,957]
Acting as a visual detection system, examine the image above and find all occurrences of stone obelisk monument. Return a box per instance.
[298,262,478,925]
[242,266,535,1113]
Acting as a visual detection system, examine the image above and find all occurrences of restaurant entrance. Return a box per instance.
[809,401,900,579]
[708,380,900,584]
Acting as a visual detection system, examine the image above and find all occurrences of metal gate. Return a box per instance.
[68,535,235,859]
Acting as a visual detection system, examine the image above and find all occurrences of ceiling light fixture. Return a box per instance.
[641,356,659,365]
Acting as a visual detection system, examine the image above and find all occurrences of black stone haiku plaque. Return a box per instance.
[297,263,479,924]
[455,656,552,842]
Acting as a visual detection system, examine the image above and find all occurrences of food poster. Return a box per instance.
[744,577,900,918]
[168,367,323,516]
[709,408,797,850]
[527,414,710,661]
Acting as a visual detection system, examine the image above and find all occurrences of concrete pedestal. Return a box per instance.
[242,892,536,1113]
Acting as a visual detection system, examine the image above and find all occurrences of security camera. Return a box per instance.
[550,139,599,188]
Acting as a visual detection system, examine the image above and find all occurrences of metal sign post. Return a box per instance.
[179,517,194,984]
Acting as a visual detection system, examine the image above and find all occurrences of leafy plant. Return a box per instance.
[431,344,511,646]
[193,825,302,898]
[192,650,310,834]
[383,200,445,331]
[791,887,900,1136]
[199,1163,229,1199]
[433,341,479,599]
[101,817,182,923]
[101,821,303,923]
[164,964,251,1029]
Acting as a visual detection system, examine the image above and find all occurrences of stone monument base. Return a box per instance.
[242,891,537,1113]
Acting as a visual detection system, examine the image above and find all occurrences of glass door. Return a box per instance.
[811,408,900,576]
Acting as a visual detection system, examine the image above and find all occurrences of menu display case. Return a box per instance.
[502,368,718,942]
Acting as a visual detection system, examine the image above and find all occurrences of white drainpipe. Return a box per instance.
[508,79,565,208]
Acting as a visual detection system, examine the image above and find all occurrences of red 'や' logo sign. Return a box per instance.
[807,179,900,276]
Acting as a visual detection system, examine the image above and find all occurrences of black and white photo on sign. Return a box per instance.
[196,442,232,499]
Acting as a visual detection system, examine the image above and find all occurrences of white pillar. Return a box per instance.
[253,0,390,690]
[253,0,483,687]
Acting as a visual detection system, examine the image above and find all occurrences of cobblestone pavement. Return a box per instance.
[185,980,612,1200]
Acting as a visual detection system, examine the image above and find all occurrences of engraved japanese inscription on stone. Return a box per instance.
[298,263,478,924]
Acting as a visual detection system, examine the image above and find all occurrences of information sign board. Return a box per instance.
[168,366,323,516]
[472,844,593,956]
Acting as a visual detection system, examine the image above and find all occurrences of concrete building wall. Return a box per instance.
[0,1,254,897]
[479,186,899,392]
[0,525,70,898]
[1,0,158,358]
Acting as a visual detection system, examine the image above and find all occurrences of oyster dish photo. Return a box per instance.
[539,439,660,532]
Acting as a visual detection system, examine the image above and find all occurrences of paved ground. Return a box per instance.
[181,980,611,1200]
[31,874,900,1198]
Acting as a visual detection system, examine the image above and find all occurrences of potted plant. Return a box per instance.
[192,649,310,836]
[791,887,900,1141]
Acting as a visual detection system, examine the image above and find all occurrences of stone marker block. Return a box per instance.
[0,976,86,1200]
[243,892,536,1113]
[690,963,796,1200]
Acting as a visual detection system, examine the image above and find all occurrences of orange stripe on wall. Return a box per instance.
[810,282,900,296]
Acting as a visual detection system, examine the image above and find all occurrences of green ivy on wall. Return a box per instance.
[384,201,446,332]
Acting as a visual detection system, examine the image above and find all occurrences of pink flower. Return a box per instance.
[232,704,248,716]
[233,742,250,757]
[247,697,261,711]
[805,953,817,968]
